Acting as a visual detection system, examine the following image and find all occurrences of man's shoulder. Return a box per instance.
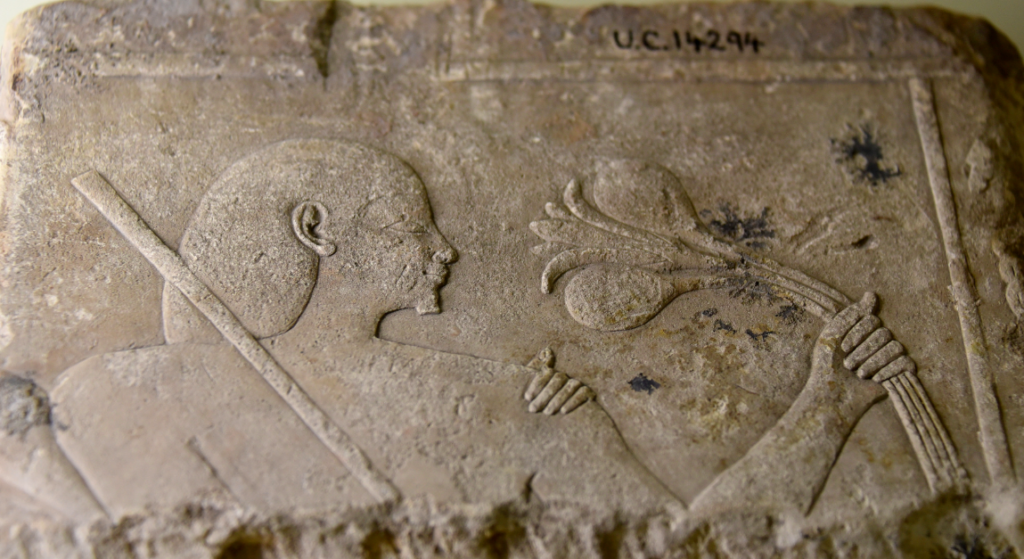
[48,341,377,516]
[52,342,237,400]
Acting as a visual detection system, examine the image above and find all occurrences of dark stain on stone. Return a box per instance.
[746,329,773,342]
[217,540,265,559]
[832,124,902,187]
[362,528,399,559]
[628,374,661,395]
[776,304,804,325]
[950,535,1000,559]
[0,375,51,438]
[728,279,782,306]
[702,308,718,317]
[703,204,775,248]
[713,319,736,333]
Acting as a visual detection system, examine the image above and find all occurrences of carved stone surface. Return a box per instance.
[1,0,1023,557]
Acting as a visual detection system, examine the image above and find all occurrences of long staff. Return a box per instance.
[71,171,401,504]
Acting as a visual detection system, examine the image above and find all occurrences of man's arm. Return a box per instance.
[690,292,909,517]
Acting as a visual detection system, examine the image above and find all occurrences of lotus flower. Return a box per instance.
[530,160,849,331]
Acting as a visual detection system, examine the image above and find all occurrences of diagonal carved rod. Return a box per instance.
[71,171,401,505]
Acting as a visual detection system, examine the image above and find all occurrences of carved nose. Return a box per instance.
[433,246,458,264]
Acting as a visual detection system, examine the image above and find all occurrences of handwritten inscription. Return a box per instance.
[612,29,764,54]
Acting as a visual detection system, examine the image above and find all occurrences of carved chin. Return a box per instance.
[415,292,442,315]
[394,264,446,314]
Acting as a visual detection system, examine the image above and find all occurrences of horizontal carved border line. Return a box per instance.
[13,51,974,82]
[438,57,973,83]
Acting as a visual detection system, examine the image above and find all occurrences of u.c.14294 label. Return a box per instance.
[612,29,765,53]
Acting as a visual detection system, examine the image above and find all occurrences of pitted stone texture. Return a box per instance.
[1,0,1023,557]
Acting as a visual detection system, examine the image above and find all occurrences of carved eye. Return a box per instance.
[385,216,427,235]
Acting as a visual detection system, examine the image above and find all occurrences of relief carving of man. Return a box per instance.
[42,140,912,523]
[48,140,673,520]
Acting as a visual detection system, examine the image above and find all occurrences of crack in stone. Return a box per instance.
[311,0,339,81]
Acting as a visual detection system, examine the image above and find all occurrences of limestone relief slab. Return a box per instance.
[0,0,1022,556]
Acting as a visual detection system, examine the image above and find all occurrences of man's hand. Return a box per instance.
[693,293,914,516]
[523,348,595,414]
[815,292,915,383]
[807,291,916,418]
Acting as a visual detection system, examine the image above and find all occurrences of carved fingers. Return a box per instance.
[824,292,915,383]
[820,292,878,343]
[524,347,595,415]
[871,355,916,382]
[840,315,881,353]
[844,328,893,370]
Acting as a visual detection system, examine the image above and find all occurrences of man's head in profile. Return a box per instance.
[163,139,457,343]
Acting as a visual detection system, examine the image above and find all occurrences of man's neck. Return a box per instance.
[269,281,385,352]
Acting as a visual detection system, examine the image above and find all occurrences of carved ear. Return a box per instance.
[291,201,337,257]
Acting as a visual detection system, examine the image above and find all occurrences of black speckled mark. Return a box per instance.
[728,279,782,306]
[746,329,773,342]
[628,374,661,395]
[832,124,901,187]
[950,535,1002,559]
[776,304,804,325]
[701,308,718,317]
[713,319,736,333]
[702,204,775,249]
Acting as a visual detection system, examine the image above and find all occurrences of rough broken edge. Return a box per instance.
[0,0,1023,556]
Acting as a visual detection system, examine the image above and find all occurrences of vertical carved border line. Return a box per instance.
[909,77,1016,488]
